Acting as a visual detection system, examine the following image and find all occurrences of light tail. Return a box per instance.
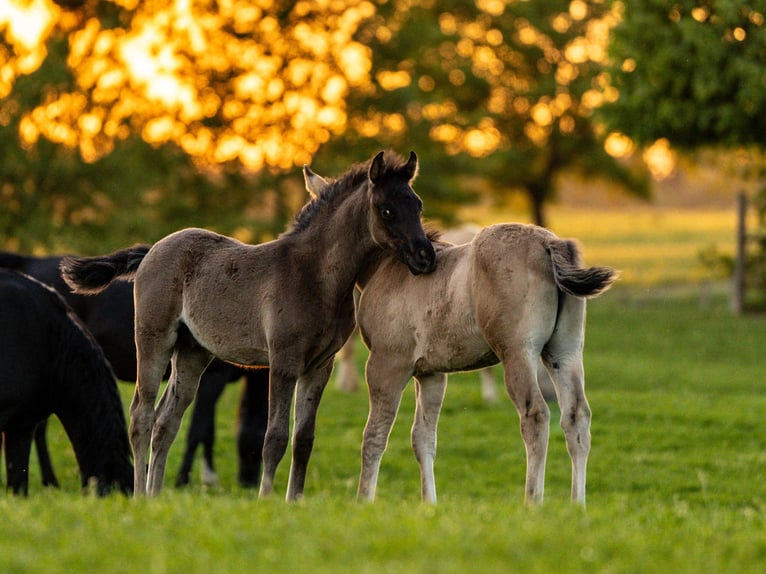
[60,245,151,295]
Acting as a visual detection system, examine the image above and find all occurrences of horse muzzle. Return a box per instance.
[403,241,437,275]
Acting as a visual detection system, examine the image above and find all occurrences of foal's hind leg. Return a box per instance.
[131,354,169,497]
[411,373,447,503]
[501,350,550,505]
[357,355,411,502]
[542,297,591,505]
[147,346,212,496]
[544,356,590,504]
[286,361,334,501]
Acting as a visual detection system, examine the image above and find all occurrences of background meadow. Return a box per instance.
[3,200,766,573]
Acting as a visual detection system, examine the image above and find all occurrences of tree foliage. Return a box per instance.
[316,0,649,226]
[0,0,651,251]
[601,0,766,147]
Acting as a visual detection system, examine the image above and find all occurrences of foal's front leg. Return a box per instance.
[286,361,334,501]
[358,355,411,502]
[411,373,447,503]
[259,367,298,499]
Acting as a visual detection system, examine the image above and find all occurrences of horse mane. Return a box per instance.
[425,227,442,242]
[284,151,413,237]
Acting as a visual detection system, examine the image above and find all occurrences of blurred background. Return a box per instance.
[1,0,764,306]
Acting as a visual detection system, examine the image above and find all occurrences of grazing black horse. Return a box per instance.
[0,269,133,495]
[0,250,267,488]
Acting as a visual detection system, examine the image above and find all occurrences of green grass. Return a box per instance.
[3,292,766,572]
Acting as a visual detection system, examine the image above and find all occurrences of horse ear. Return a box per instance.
[302,165,330,199]
[369,151,386,184]
[403,150,418,181]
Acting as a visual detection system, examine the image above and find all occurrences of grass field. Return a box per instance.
[3,200,766,572]
[3,289,766,572]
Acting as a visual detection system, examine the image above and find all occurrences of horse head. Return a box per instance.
[304,152,436,275]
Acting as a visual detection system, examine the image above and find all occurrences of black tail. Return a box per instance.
[60,245,151,295]
[547,239,617,298]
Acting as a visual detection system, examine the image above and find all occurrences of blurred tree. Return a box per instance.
[601,0,766,147]
[315,0,650,227]
[602,1,766,308]
[1,0,652,251]
[0,0,374,250]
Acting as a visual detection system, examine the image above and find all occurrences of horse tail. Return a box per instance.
[60,244,151,295]
[546,238,617,298]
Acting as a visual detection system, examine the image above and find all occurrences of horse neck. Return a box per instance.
[354,250,388,290]
[295,183,380,294]
[52,319,132,483]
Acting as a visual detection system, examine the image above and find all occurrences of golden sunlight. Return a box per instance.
[643,138,677,180]
[604,132,635,159]
[7,0,376,169]
[0,0,58,96]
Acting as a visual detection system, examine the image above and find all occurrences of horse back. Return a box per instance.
[135,227,340,367]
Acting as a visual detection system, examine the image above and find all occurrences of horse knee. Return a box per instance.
[293,436,314,466]
[263,427,289,459]
[560,400,591,449]
[519,402,550,443]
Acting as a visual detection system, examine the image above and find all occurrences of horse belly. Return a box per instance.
[413,305,495,375]
[180,302,269,367]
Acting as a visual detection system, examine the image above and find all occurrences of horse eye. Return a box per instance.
[380,207,394,220]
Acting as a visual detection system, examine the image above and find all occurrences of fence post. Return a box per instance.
[731,192,747,314]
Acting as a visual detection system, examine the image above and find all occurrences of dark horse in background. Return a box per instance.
[0,250,268,488]
[0,269,133,495]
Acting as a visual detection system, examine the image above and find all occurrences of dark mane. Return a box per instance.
[284,151,413,236]
[425,227,442,242]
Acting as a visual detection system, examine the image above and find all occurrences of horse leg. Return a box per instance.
[33,419,59,488]
[501,350,550,505]
[4,425,35,495]
[545,357,590,504]
[147,346,212,496]
[175,375,226,487]
[259,366,298,498]
[411,373,447,503]
[543,296,590,505]
[336,334,360,392]
[357,356,410,502]
[131,353,169,497]
[479,367,498,403]
[237,368,269,488]
[287,361,334,501]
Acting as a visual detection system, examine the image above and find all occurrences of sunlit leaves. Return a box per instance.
[0,0,60,98]
[10,0,375,169]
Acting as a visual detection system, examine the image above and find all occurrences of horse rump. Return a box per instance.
[60,245,150,295]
